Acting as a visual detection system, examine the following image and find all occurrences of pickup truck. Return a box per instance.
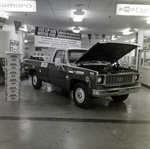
[24,42,141,108]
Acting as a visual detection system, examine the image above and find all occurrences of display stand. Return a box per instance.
[5,52,21,101]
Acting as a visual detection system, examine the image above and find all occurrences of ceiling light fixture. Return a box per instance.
[0,11,9,19]
[122,28,134,35]
[72,27,81,33]
[111,35,118,40]
[73,9,85,22]
[19,24,28,32]
[146,20,150,24]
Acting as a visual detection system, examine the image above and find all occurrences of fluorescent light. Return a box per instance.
[19,24,28,32]
[130,38,136,43]
[73,9,85,22]
[0,11,9,19]
[147,20,150,24]
[122,28,134,35]
[24,40,28,43]
[72,27,81,33]
[112,35,118,40]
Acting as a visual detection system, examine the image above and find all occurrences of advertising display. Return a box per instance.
[10,40,19,53]
[5,52,21,101]
[0,0,36,12]
[116,4,150,16]
[34,27,81,49]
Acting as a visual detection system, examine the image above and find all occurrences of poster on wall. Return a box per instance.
[0,17,6,29]
[14,21,21,34]
[10,40,19,53]
[34,27,81,49]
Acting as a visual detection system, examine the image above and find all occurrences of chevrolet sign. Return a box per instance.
[0,0,36,12]
[116,4,150,16]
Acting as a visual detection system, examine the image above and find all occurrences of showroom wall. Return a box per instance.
[0,22,24,61]
[25,42,55,57]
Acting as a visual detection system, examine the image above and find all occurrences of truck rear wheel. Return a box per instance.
[111,94,129,102]
[73,82,92,109]
[32,72,42,89]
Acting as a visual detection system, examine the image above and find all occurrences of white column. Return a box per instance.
[136,28,144,70]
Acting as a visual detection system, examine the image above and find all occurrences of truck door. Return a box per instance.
[48,50,67,88]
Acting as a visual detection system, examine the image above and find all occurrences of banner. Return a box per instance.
[116,4,150,16]
[34,27,81,48]
[0,17,6,29]
[14,21,21,34]
[0,0,36,12]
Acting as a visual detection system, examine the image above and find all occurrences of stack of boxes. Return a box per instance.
[0,58,5,84]
[5,52,21,101]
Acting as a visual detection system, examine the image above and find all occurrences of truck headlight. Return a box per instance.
[97,76,103,84]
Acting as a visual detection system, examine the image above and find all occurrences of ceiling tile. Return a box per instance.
[53,10,70,18]
[36,0,51,9]
[48,0,69,9]
[37,10,54,17]
[85,11,103,19]
[69,0,90,10]
[88,0,112,11]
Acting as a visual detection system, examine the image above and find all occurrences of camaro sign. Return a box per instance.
[34,27,81,49]
[0,0,36,12]
[116,4,150,16]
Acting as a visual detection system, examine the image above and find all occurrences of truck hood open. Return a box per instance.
[75,42,137,64]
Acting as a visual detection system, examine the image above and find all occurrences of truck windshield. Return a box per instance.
[68,50,87,63]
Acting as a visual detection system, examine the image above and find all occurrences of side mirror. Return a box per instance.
[55,58,61,66]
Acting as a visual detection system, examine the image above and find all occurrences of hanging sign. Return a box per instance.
[14,21,21,34]
[34,27,81,48]
[116,4,150,16]
[0,17,6,29]
[0,0,36,12]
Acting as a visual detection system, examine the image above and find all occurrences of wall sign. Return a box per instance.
[116,4,150,16]
[34,27,81,48]
[10,40,19,53]
[0,0,36,12]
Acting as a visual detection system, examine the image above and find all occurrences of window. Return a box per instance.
[53,50,67,64]
[68,50,87,63]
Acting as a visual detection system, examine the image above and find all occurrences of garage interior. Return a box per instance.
[1,0,150,149]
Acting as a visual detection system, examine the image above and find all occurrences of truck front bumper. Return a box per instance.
[92,84,141,97]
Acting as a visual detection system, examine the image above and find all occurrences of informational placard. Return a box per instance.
[116,4,150,16]
[34,27,81,49]
[5,52,21,101]
[10,40,19,53]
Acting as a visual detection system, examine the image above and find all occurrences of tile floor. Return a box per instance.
[0,78,150,149]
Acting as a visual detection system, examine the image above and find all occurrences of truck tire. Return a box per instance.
[32,72,42,89]
[111,94,129,102]
[73,82,92,109]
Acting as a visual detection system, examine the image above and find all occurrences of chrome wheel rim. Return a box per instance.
[33,75,37,86]
[75,87,85,103]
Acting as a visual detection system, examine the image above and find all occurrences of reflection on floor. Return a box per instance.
[0,78,150,149]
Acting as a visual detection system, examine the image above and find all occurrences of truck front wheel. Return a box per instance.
[111,94,129,102]
[32,73,42,89]
[73,82,92,109]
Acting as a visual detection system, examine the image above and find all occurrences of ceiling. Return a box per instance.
[5,0,150,46]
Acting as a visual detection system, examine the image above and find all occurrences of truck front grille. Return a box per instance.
[105,74,134,86]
